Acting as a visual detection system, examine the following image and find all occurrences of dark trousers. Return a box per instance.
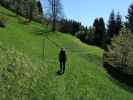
[60,61,65,73]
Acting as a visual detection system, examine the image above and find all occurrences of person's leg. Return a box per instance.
[63,61,65,74]
[60,61,62,73]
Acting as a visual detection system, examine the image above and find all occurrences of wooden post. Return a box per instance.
[43,33,45,60]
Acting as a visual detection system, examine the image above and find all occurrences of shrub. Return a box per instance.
[104,27,133,75]
[0,17,6,28]
[0,43,37,99]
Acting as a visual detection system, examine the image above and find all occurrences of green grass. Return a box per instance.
[0,5,133,100]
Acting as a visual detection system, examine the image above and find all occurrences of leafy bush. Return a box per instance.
[0,16,6,28]
[104,27,133,75]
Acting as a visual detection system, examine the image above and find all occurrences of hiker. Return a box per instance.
[58,48,67,74]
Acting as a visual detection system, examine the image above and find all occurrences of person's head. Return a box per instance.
[61,48,65,51]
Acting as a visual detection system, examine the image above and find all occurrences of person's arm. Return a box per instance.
[59,51,61,61]
[64,51,67,61]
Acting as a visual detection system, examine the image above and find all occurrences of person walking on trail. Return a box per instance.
[58,48,67,74]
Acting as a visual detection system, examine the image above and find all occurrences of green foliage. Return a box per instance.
[93,17,106,47]
[0,16,6,27]
[104,27,133,74]
[127,3,133,32]
[107,10,116,38]
[116,12,122,35]
[37,1,43,14]
[58,19,81,35]
[76,26,95,44]
[1,0,42,21]
[107,10,122,44]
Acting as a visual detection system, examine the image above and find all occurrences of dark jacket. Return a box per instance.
[59,49,66,62]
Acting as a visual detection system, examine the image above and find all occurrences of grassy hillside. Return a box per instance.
[0,5,133,100]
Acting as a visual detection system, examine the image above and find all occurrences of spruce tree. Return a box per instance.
[116,12,122,35]
[127,3,133,32]
[93,17,106,47]
[99,17,106,47]
[93,18,100,45]
[107,10,116,44]
[107,10,116,37]
[37,1,43,14]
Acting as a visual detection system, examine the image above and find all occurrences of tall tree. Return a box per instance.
[93,17,106,47]
[28,0,36,22]
[93,18,100,45]
[107,10,116,44]
[72,20,81,35]
[99,17,106,47]
[37,0,43,14]
[116,12,122,35]
[107,10,123,45]
[47,0,64,31]
[127,3,133,32]
[15,0,22,16]
[107,10,116,37]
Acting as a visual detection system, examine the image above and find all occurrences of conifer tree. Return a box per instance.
[127,3,133,32]
[116,12,122,35]
[107,10,116,38]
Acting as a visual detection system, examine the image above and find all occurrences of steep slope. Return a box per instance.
[0,0,42,20]
[0,5,133,100]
